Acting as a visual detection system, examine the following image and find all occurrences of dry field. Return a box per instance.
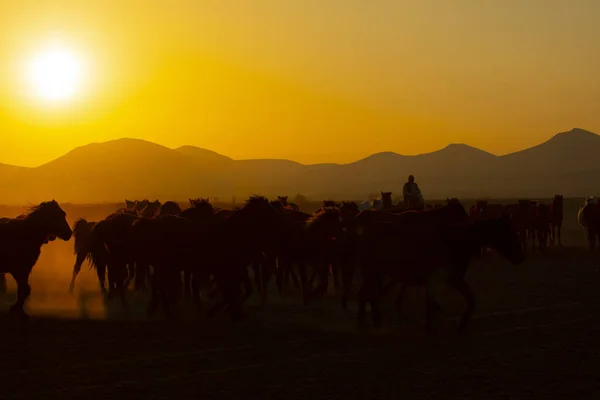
[0,200,599,399]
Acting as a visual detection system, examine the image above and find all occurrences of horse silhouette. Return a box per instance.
[356,214,524,332]
[578,197,600,252]
[550,194,564,246]
[0,201,72,319]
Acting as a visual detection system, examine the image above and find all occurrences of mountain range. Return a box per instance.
[1,128,598,204]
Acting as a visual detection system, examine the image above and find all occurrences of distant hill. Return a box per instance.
[1,128,599,204]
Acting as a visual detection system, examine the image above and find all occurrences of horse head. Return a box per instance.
[277,196,289,206]
[381,192,393,208]
[340,201,359,217]
[139,200,161,218]
[32,200,72,241]
[323,200,341,209]
[160,201,182,216]
[307,207,345,240]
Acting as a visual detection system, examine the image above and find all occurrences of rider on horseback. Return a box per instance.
[403,175,424,209]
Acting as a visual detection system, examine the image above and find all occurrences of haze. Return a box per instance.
[1,1,600,168]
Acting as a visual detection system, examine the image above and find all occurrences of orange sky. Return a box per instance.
[1,0,599,167]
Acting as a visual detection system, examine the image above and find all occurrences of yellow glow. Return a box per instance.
[26,44,86,103]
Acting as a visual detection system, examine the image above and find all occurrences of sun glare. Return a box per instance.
[27,44,85,103]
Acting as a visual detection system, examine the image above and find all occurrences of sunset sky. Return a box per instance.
[1,0,599,167]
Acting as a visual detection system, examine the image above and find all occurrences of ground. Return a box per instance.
[0,248,599,399]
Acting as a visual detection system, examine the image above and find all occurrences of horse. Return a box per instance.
[120,199,148,215]
[88,211,141,309]
[355,214,524,333]
[277,196,300,212]
[159,201,182,216]
[184,195,283,320]
[277,207,346,305]
[68,218,98,292]
[549,194,564,246]
[508,200,536,252]
[348,199,470,312]
[578,197,600,253]
[470,200,506,221]
[535,203,552,252]
[176,198,218,300]
[0,201,72,319]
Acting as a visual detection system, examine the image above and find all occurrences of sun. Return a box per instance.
[27,44,86,103]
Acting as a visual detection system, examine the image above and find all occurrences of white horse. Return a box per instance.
[357,199,384,211]
[578,196,598,228]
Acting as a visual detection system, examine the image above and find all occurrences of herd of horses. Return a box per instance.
[0,193,598,333]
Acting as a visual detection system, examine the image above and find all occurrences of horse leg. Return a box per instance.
[252,262,262,296]
[341,260,355,310]
[134,262,148,292]
[357,272,380,330]
[183,268,192,301]
[289,268,301,290]
[96,262,108,295]
[275,258,286,298]
[424,274,444,335]
[395,284,407,312]
[298,262,309,305]
[558,224,562,247]
[123,261,135,289]
[260,256,276,306]
[69,251,87,293]
[330,261,341,292]
[8,272,31,319]
[241,267,253,304]
[447,275,475,333]
[311,259,330,299]
[115,262,129,312]
[588,228,596,253]
[190,271,203,315]
[147,266,162,317]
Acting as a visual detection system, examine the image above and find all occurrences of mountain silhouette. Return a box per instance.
[1,128,599,204]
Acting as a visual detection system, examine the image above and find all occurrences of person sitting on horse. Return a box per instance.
[403,175,423,209]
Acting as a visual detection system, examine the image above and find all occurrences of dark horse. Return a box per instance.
[0,201,72,318]
[69,218,98,292]
[549,194,563,247]
[277,207,346,305]
[348,199,469,311]
[578,198,600,253]
[356,214,524,333]
[188,195,283,320]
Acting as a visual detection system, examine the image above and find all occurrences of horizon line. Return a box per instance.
[1,127,596,169]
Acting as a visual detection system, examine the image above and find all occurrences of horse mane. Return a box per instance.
[305,207,341,230]
[323,200,341,208]
[160,201,182,215]
[21,200,59,218]
[245,195,270,207]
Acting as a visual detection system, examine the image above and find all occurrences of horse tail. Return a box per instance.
[72,218,96,256]
[88,221,109,271]
[578,206,587,228]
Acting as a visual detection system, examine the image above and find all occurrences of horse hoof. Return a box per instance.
[8,306,29,321]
